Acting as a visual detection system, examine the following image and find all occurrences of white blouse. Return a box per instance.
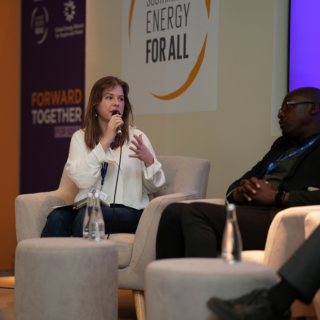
[66,127,166,210]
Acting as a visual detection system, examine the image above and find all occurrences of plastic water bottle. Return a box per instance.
[82,193,93,239]
[221,203,243,263]
[89,194,105,241]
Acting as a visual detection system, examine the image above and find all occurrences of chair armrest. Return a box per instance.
[179,198,225,206]
[15,191,67,242]
[303,211,320,319]
[305,211,320,238]
[118,192,202,290]
[263,205,320,270]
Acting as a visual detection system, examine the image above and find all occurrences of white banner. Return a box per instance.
[122,0,219,115]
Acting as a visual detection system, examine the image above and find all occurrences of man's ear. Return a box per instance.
[310,104,319,115]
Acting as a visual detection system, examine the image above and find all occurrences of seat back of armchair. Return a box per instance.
[58,156,211,203]
[154,156,210,199]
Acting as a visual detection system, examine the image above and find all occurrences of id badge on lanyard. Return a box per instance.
[90,187,108,202]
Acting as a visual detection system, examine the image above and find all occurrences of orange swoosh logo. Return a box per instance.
[206,0,211,19]
[128,0,211,100]
[129,0,135,46]
[150,34,208,100]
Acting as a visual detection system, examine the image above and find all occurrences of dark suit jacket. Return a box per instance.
[226,135,320,218]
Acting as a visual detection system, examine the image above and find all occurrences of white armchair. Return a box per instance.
[181,199,320,318]
[15,155,211,320]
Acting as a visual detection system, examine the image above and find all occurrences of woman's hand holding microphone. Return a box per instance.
[99,111,154,168]
[100,112,123,152]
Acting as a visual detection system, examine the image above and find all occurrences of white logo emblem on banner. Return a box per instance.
[64,0,76,22]
[122,0,219,115]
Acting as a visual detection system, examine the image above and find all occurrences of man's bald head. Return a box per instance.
[279,87,320,140]
[288,87,320,105]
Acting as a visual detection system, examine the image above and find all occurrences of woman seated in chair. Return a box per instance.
[41,76,166,237]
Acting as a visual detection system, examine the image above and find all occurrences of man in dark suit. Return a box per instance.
[156,87,320,259]
[207,223,320,320]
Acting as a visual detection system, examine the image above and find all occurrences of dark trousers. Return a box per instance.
[278,224,320,304]
[156,202,272,259]
[41,205,143,237]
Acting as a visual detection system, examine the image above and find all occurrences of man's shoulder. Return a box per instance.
[270,134,320,150]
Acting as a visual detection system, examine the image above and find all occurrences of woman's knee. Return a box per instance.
[46,209,66,224]
[72,208,86,237]
[41,208,75,237]
[75,207,86,223]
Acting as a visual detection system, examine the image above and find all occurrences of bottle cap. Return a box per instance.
[227,203,236,211]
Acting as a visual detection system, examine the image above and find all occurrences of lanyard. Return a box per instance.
[100,162,108,188]
[99,137,117,191]
[263,135,320,178]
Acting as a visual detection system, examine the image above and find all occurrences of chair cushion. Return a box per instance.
[108,233,135,268]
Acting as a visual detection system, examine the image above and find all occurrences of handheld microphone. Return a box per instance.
[112,110,122,137]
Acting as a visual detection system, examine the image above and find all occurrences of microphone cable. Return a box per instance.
[107,133,122,239]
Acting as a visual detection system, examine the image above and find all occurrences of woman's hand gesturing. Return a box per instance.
[129,134,154,167]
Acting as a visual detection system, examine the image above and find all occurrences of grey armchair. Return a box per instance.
[15,155,211,320]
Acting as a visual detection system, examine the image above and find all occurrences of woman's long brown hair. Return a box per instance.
[83,76,133,150]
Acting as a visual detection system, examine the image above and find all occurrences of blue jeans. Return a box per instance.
[41,205,143,237]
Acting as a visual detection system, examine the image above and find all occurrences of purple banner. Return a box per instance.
[20,0,85,194]
[289,0,320,91]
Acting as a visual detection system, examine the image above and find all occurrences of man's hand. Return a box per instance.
[250,180,277,205]
[232,177,277,205]
[232,177,261,203]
